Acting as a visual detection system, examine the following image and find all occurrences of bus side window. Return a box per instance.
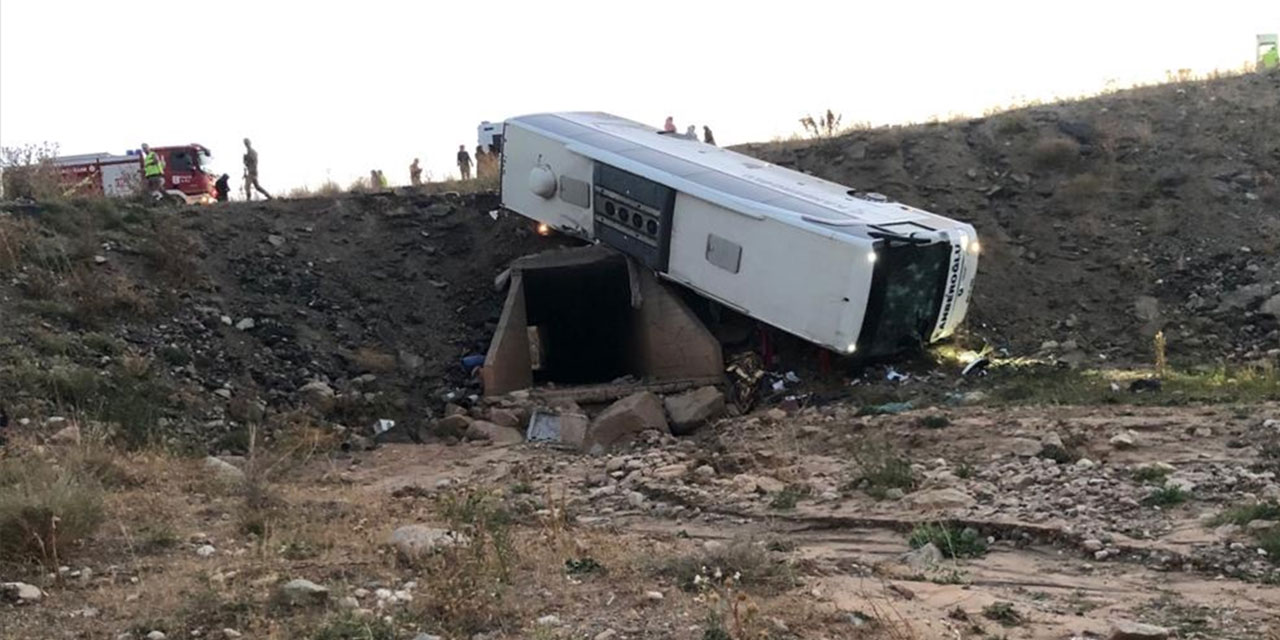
[169,150,193,172]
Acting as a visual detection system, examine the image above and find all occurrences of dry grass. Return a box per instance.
[348,347,398,373]
[0,454,106,568]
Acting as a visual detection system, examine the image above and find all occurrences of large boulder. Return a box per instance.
[1,582,43,604]
[902,488,976,511]
[279,579,329,605]
[663,387,726,435]
[464,420,523,446]
[432,414,472,438]
[387,525,469,560]
[298,381,336,412]
[583,392,668,454]
[1262,293,1280,318]
[203,456,246,485]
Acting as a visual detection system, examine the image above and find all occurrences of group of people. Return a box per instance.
[663,116,716,145]
[455,144,499,181]
[141,138,271,203]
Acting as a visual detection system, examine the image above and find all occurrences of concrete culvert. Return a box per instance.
[482,245,723,396]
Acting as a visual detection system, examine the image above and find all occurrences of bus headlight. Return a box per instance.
[969,240,981,255]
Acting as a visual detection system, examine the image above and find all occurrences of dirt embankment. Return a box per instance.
[740,71,1280,363]
[0,192,556,450]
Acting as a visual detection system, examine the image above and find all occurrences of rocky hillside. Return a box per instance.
[0,192,556,450]
[741,70,1280,364]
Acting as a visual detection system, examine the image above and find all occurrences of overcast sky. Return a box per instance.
[1,1,1276,194]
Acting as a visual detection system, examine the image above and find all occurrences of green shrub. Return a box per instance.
[1142,484,1190,507]
[907,522,987,559]
[1211,501,1280,527]
[1131,465,1171,484]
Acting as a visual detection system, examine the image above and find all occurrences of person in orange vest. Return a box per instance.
[141,143,165,200]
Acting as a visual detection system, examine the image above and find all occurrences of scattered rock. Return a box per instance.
[412,635,443,640]
[1082,539,1105,552]
[222,630,243,640]
[1008,438,1043,457]
[901,543,943,571]
[1110,433,1137,449]
[196,544,216,557]
[235,317,256,331]
[1,582,43,603]
[298,380,336,412]
[583,392,669,454]
[652,463,689,480]
[203,456,246,484]
[266,234,286,247]
[146,632,167,640]
[1193,427,1213,438]
[488,408,522,429]
[1246,520,1278,533]
[433,414,473,438]
[694,465,716,480]
[1109,619,1171,640]
[537,614,561,626]
[663,386,726,435]
[644,590,664,602]
[387,525,469,559]
[732,474,786,494]
[50,423,81,445]
[1262,294,1280,318]
[280,578,330,605]
[465,420,524,446]
[1076,458,1097,469]
[884,488,906,500]
[765,408,788,421]
[903,488,976,510]
[338,596,359,610]
[594,631,618,640]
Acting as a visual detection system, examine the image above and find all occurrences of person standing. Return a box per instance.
[703,126,717,146]
[214,173,231,202]
[242,138,273,200]
[663,116,676,133]
[141,143,165,200]
[410,158,423,186]
[685,124,697,139]
[457,145,473,180]
[377,170,389,190]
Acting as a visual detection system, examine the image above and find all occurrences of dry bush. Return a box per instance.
[656,539,795,594]
[1030,137,1081,171]
[142,216,201,286]
[315,180,344,196]
[0,215,39,272]
[0,455,105,567]
[799,109,844,139]
[1056,173,1105,203]
[408,488,522,636]
[1,142,63,200]
[66,268,152,323]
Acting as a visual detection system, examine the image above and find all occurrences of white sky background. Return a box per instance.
[1,1,1277,194]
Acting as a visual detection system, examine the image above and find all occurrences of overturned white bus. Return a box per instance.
[495,112,980,359]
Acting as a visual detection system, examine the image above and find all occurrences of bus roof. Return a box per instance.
[508,112,972,239]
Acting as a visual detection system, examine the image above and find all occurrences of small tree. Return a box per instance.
[799,109,843,139]
[1,142,62,200]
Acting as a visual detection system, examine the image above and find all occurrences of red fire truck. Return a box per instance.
[52,144,219,204]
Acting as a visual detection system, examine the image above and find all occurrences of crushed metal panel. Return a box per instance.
[526,409,589,447]
[559,176,591,208]
[705,233,742,273]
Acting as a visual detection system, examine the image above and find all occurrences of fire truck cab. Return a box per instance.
[53,144,218,204]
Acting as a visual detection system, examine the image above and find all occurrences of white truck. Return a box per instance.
[495,112,980,358]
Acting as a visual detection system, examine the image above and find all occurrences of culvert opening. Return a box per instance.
[522,259,633,384]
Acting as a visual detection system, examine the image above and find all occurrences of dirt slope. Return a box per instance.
[739,71,1280,363]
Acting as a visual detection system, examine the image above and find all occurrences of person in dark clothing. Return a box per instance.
[214,174,231,202]
[457,145,473,180]
[703,126,717,146]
